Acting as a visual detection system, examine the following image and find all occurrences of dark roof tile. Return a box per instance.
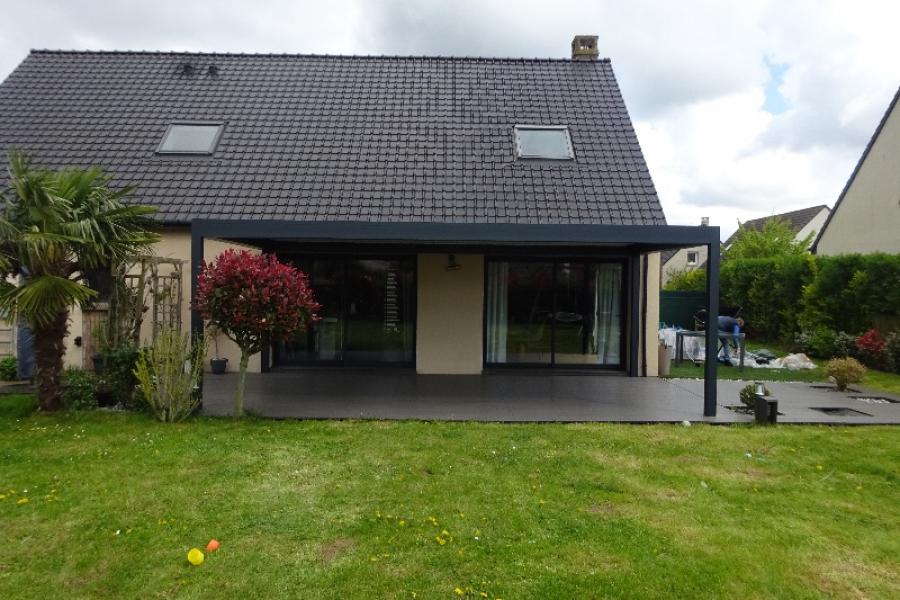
[0,50,665,226]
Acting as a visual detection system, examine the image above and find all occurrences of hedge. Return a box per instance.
[715,253,900,343]
[800,253,900,334]
[719,255,815,342]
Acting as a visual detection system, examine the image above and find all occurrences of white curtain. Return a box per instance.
[486,262,508,363]
[592,263,622,364]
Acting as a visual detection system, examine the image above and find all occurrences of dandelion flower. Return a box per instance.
[454,588,464,596]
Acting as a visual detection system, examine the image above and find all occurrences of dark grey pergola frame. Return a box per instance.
[190,220,721,417]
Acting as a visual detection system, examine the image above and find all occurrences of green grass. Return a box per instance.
[666,340,900,395]
[1,395,898,599]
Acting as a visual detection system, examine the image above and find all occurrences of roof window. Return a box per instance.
[514,125,574,160]
[157,123,224,154]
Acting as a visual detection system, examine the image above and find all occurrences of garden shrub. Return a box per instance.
[739,383,770,409]
[884,331,900,374]
[807,327,837,359]
[832,331,858,359]
[0,356,18,380]
[824,357,866,392]
[855,329,887,369]
[100,343,141,409]
[793,326,836,358]
[61,368,97,411]
[134,329,206,423]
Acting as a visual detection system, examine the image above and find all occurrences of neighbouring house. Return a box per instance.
[724,205,830,252]
[0,37,722,413]
[813,86,900,255]
[661,205,829,287]
[660,217,710,287]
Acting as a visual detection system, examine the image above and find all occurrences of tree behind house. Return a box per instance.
[725,217,811,261]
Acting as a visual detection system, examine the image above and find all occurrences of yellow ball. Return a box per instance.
[187,548,205,566]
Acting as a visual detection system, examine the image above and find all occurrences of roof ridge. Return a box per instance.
[28,48,612,63]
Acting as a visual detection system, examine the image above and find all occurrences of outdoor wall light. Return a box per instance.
[446,254,461,271]
[754,381,766,396]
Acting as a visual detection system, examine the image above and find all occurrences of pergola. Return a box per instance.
[190,220,721,417]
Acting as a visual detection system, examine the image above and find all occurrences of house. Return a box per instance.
[660,217,710,287]
[0,37,722,414]
[724,205,830,251]
[661,205,829,287]
[813,86,900,255]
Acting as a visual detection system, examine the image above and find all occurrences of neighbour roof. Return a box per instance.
[811,85,900,252]
[724,204,828,247]
[0,50,666,226]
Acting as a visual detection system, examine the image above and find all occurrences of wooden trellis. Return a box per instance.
[109,257,185,346]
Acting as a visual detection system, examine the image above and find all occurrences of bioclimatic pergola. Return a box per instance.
[190,220,722,417]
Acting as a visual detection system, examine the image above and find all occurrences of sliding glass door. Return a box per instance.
[275,256,415,366]
[485,259,623,367]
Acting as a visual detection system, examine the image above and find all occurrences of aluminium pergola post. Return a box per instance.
[704,239,720,417]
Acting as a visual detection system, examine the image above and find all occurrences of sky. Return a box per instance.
[1,0,898,240]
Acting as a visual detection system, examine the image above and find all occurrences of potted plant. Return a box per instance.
[208,325,228,374]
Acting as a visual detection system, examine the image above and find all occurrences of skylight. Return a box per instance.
[514,126,574,160]
[157,123,224,154]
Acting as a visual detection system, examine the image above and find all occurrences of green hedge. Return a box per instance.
[720,255,815,342]
[717,253,900,342]
[800,254,900,334]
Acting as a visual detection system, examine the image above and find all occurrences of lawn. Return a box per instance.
[1,395,898,599]
[666,342,900,395]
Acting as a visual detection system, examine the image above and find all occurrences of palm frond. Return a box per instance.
[0,275,95,329]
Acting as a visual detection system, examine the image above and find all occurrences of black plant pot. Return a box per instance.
[210,358,228,375]
[96,389,116,408]
[92,353,105,374]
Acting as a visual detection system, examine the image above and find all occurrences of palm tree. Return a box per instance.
[0,152,159,411]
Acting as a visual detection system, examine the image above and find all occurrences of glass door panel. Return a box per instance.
[485,260,623,368]
[344,259,415,364]
[486,261,553,364]
[553,262,590,364]
[554,262,623,366]
[588,263,623,365]
[277,258,344,364]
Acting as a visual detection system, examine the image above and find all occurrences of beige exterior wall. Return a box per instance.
[57,237,660,379]
[817,98,900,255]
[416,254,484,374]
[152,229,262,373]
[62,227,263,374]
[643,252,661,377]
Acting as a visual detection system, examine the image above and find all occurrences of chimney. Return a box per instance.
[571,35,599,61]
[701,217,710,226]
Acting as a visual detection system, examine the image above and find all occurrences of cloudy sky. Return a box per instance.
[1,0,898,239]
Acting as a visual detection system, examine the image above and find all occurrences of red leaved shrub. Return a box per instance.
[194,250,319,415]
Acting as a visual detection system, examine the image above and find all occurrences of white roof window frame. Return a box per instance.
[156,121,226,155]
[514,125,575,160]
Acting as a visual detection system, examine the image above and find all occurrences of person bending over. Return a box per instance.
[716,316,744,365]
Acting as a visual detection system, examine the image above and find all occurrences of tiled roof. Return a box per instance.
[724,205,829,247]
[0,50,665,226]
